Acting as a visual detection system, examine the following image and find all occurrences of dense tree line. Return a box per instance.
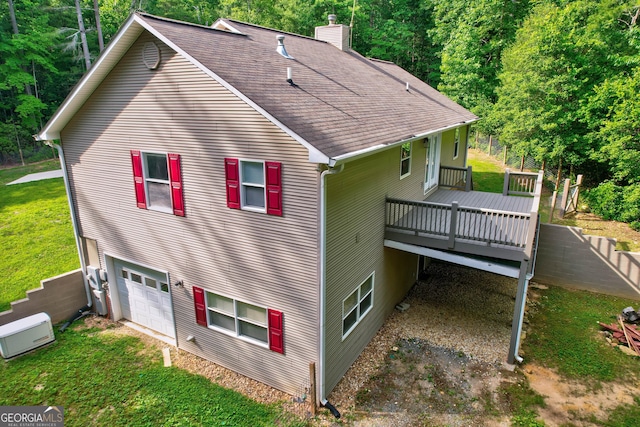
[2,0,639,226]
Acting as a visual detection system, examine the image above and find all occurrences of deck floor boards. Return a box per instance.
[426,189,533,213]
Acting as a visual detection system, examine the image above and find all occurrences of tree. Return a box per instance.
[488,0,636,183]
[433,0,531,126]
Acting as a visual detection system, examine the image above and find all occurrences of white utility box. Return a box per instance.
[0,312,55,359]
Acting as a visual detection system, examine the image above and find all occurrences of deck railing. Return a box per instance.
[385,198,532,248]
[439,166,473,192]
[503,169,539,196]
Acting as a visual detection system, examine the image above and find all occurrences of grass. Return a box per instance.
[520,285,640,426]
[0,323,301,426]
[523,286,639,382]
[467,148,506,193]
[0,159,79,312]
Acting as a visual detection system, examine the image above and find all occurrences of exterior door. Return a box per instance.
[114,259,175,338]
[424,133,441,193]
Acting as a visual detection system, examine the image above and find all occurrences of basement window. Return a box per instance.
[342,272,374,339]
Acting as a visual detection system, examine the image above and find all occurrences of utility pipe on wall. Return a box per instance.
[51,142,92,309]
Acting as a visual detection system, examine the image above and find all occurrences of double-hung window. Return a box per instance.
[192,286,284,353]
[241,161,266,211]
[224,158,282,216]
[400,142,412,178]
[130,150,184,216]
[342,272,374,339]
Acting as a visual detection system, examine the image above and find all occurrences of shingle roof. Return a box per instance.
[37,13,477,162]
[138,14,477,160]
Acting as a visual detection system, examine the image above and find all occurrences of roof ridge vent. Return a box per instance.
[276,35,294,59]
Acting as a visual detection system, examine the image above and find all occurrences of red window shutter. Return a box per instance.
[168,153,185,217]
[268,309,284,354]
[224,158,240,209]
[265,162,282,216]
[130,150,147,209]
[193,286,207,327]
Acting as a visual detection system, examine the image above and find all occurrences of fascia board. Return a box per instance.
[35,14,144,141]
[329,118,480,167]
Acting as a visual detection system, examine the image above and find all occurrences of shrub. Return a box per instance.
[584,181,640,230]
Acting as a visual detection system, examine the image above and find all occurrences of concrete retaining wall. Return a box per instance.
[0,269,86,326]
[534,224,640,301]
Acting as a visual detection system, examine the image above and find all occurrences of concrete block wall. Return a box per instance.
[0,269,86,326]
[534,224,640,301]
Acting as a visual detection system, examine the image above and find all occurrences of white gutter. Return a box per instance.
[328,118,479,166]
[50,142,92,308]
[319,164,344,404]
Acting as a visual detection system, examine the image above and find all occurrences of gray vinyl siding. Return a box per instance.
[324,142,428,394]
[59,32,319,394]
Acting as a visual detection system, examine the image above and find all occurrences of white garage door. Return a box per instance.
[114,260,175,338]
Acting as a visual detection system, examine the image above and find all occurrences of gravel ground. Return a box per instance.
[88,259,520,426]
[324,260,518,424]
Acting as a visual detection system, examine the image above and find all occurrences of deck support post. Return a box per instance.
[507,259,530,365]
[448,202,458,249]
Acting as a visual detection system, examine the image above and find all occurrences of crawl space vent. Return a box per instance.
[142,42,160,70]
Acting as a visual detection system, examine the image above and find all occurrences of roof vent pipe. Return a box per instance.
[276,35,294,59]
[328,14,337,25]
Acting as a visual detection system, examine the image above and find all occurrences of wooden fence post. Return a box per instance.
[549,190,557,223]
[309,362,317,416]
[559,178,570,218]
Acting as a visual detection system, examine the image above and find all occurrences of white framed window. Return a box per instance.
[400,142,412,178]
[453,128,460,159]
[143,152,172,212]
[342,272,374,339]
[240,160,266,212]
[205,291,269,346]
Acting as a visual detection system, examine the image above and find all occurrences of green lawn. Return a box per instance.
[0,160,78,312]
[0,323,301,426]
[467,148,506,193]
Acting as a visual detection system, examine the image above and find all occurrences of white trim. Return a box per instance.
[329,119,479,166]
[424,133,441,194]
[105,254,177,344]
[142,151,173,213]
[399,141,412,179]
[341,271,375,340]
[203,289,270,349]
[453,128,460,160]
[238,159,267,213]
[36,15,143,141]
[383,240,521,278]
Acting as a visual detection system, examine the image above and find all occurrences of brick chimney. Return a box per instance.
[314,14,350,51]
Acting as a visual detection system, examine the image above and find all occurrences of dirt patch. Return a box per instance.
[351,338,518,426]
[524,364,640,427]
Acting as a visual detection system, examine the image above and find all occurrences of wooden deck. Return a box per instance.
[385,170,543,262]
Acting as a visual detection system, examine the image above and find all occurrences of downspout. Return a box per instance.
[51,142,92,309]
[319,163,344,412]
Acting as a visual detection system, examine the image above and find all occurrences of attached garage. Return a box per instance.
[112,258,175,338]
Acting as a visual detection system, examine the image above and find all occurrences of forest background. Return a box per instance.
[2,0,639,227]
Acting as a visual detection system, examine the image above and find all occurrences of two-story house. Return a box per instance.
[36,13,542,404]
